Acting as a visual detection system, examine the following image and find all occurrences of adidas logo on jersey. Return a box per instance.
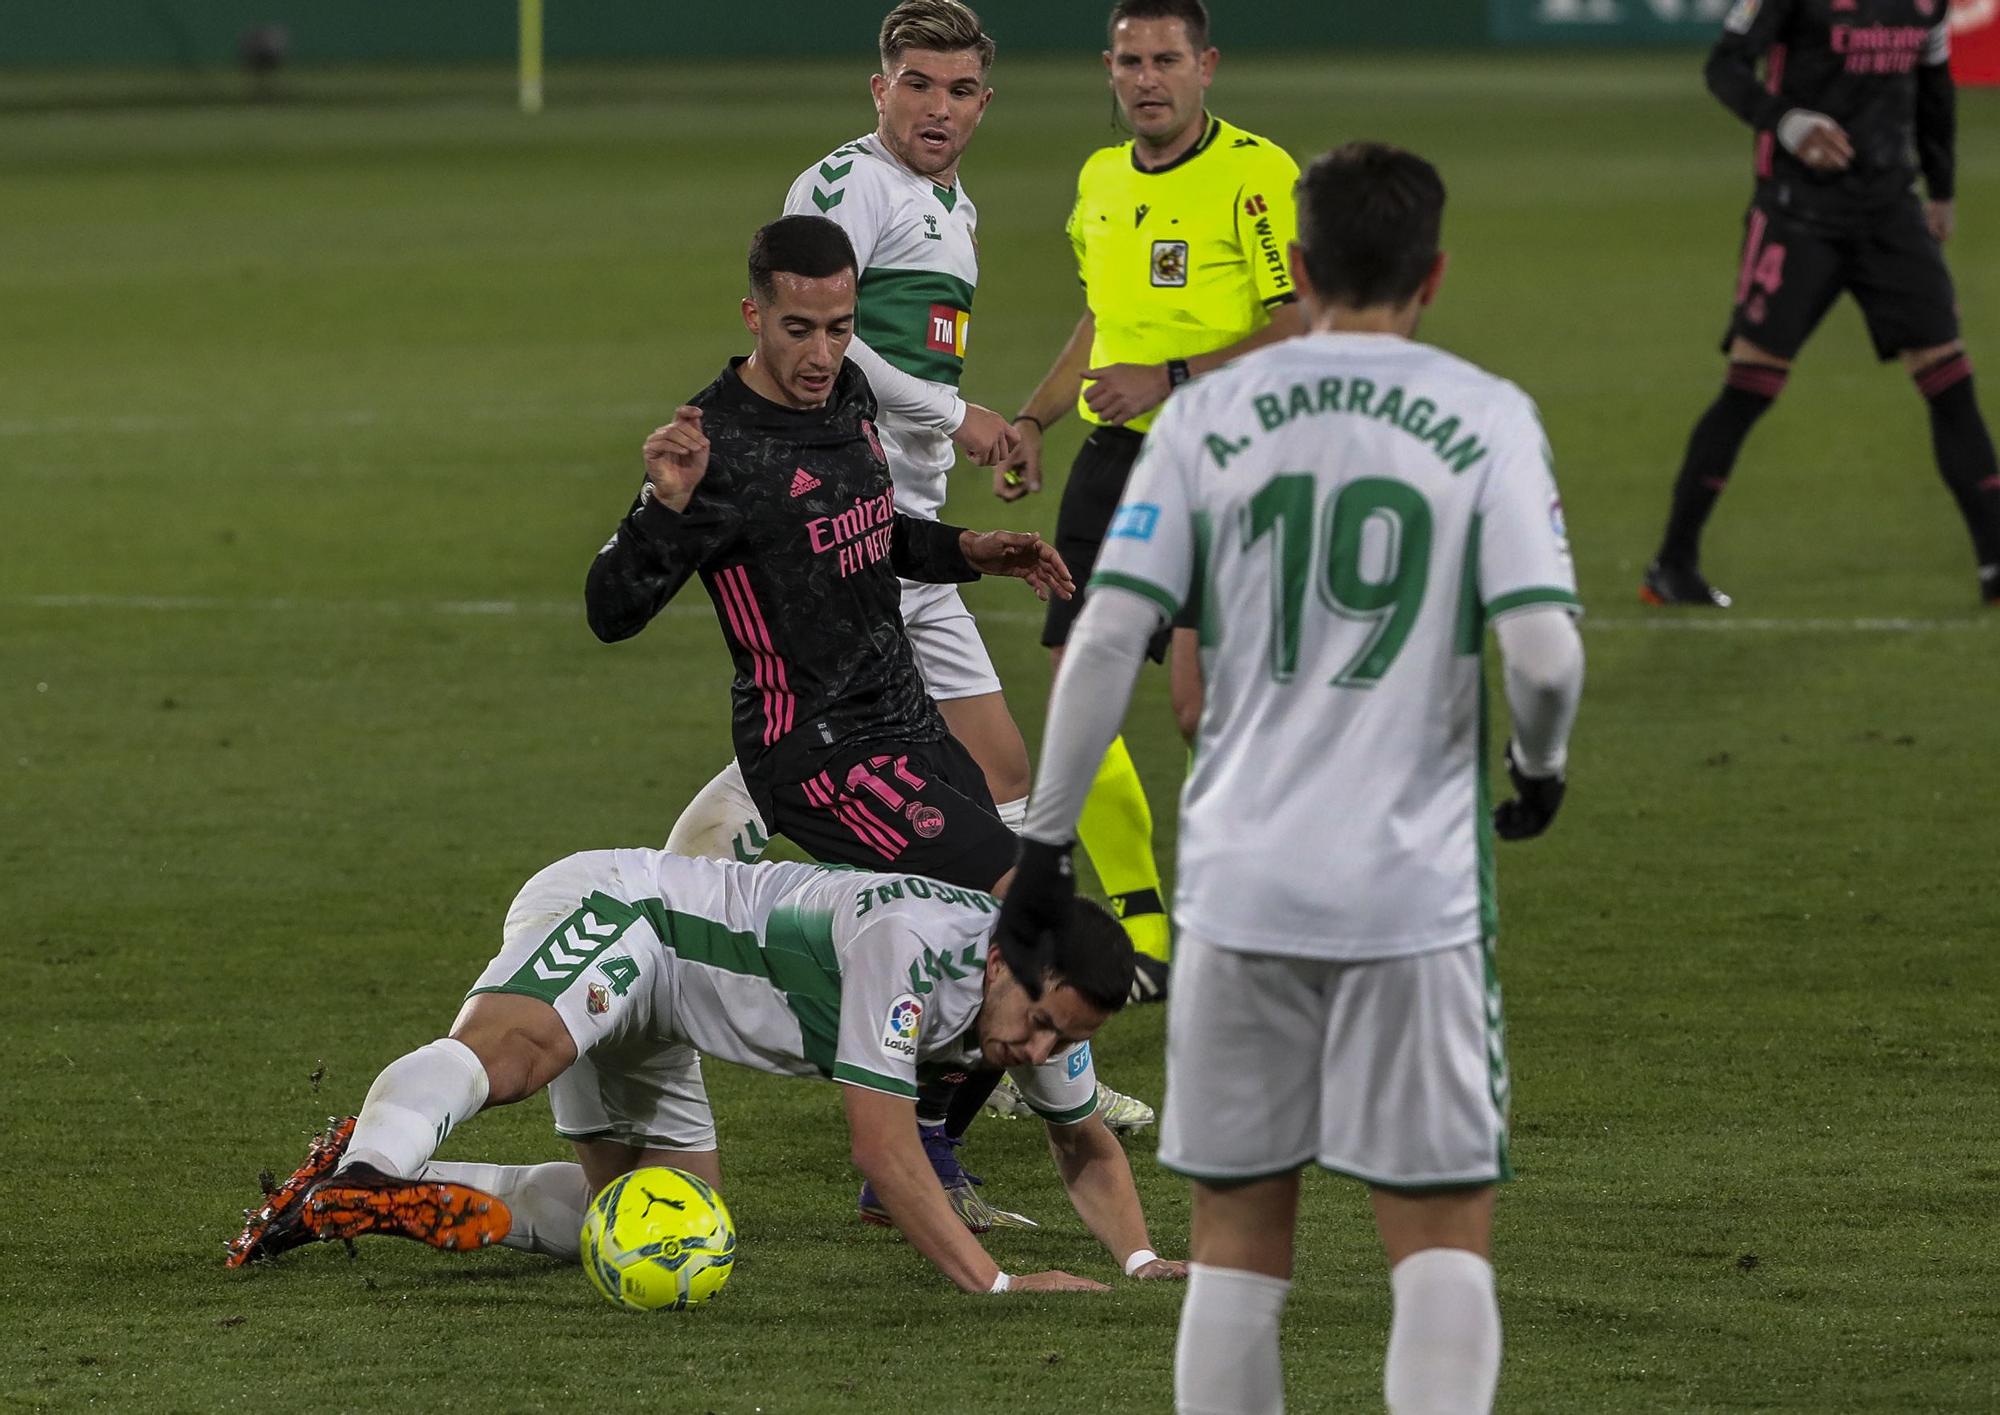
[789,468,822,498]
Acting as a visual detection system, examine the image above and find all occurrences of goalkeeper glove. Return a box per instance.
[1492,742,1566,841]
[993,838,1076,998]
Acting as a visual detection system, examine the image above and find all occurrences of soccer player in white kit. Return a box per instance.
[667,0,1035,863]
[227,851,1187,1294]
[998,143,1586,1413]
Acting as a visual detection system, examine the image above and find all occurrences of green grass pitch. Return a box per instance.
[3,53,1998,1412]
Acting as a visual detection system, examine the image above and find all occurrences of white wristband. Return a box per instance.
[988,1271,1013,1294]
[1123,1248,1160,1277]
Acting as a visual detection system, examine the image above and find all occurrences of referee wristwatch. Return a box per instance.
[1166,358,1192,389]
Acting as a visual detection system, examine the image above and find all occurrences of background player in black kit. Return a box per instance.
[1644,0,2000,608]
[586,216,1070,890]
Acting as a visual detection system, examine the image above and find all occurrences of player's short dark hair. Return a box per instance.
[1107,0,1211,51]
[746,215,858,305]
[1042,897,1135,1014]
[1295,142,1446,310]
[880,0,997,73]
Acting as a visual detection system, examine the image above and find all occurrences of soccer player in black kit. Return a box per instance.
[587,216,1070,890]
[1644,0,2000,608]
[585,216,1077,1233]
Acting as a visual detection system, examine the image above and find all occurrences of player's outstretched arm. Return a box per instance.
[1044,1111,1186,1281]
[998,312,1096,501]
[842,1085,1107,1294]
[958,529,1075,602]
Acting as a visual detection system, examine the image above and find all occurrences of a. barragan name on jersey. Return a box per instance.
[807,488,896,578]
[1251,379,1490,474]
[1830,24,1932,74]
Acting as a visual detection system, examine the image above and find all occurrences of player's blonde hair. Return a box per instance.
[879,0,996,74]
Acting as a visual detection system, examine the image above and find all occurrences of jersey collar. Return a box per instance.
[862,131,964,209]
[1130,113,1221,176]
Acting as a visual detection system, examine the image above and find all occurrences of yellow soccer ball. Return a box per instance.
[579,1167,736,1311]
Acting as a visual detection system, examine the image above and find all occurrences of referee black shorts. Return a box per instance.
[1722,195,1960,363]
[1042,425,1193,661]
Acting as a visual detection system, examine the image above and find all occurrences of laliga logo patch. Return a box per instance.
[881,994,923,1059]
[862,419,885,466]
[586,983,611,1016]
[1066,1043,1092,1081]
[1548,495,1568,542]
[905,802,946,839]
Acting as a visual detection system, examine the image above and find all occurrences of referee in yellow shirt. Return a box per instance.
[1000,0,1303,1001]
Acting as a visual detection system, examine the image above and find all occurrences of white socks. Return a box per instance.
[341,1037,490,1179]
[996,795,1028,833]
[666,760,769,862]
[421,1160,593,1262]
[1175,1263,1291,1415]
[1385,1248,1501,1415]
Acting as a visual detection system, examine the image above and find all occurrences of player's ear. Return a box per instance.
[870,71,889,114]
[741,296,761,338]
[1286,242,1313,302]
[1419,251,1448,307]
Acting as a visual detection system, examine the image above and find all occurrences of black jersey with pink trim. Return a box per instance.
[1707,0,1955,224]
[585,357,975,786]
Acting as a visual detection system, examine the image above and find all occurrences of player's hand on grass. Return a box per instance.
[642,406,710,513]
[954,403,1024,468]
[1926,199,1955,244]
[960,530,1075,602]
[1492,741,1565,841]
[1128,1257,1189,1281]
[995,418,1044,502]
[1081,362,1172,426]
[1009,1269,1110,1293]
[1777,110,1853,173]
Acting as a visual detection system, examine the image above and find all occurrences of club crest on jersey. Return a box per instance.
[926,305,970,358]
[905,803,946,839]
[861,419,885,466]
[1151,240,1189,288]
[881,994,923,1059]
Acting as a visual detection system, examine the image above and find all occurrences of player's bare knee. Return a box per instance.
[1903,340,1966,377]
[1370,1184,1496,1266]
[449,994,577,1103]
[1726,337,1792,373]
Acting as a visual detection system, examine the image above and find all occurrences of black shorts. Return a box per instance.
[1723,195,1959,363]
[1042,425,1193,660]
[757,734,1015,892]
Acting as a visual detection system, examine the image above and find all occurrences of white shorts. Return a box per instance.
[899,579,1003,702]
[1158,931,1510,1190]
[466,853,717,1153]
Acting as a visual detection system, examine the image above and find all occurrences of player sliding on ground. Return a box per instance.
[227,851,1186,1295]
[998,144,1584,1412]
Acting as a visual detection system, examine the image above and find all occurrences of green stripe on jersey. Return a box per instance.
[646,903,843,1077]
[832,1062,918,1099]
[1485,586,1581,619]
[856,267,975,386]
[492,891,649,1003]
[1028,1092,1101,1126]
[1088,570,1180,620]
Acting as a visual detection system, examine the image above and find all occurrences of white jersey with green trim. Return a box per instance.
[783,133,978,521]
[528,851,1099,1122]
[1090,332,1580,961]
